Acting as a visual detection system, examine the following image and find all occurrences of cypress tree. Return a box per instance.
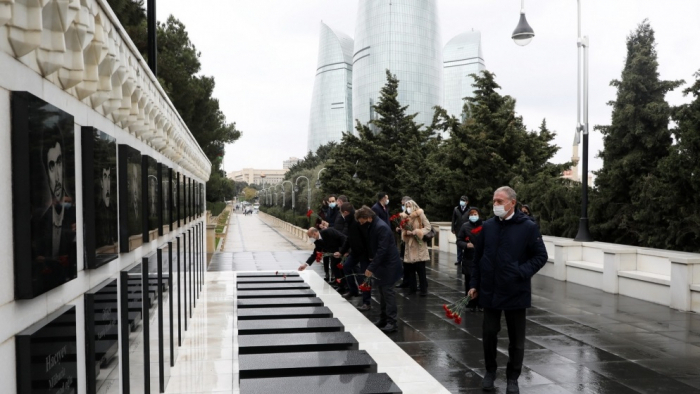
[591,20,683,245]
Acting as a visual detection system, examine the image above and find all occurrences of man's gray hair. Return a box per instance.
[494,186,517,201]
[401,196,412,203]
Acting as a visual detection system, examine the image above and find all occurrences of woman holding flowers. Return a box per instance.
[400,200,432,296]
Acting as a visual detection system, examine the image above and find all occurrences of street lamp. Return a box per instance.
[315,168,326,189]
[352,160,360,183]
[295,176,311,211]
[281,180,293,209]
[512,0,535,46]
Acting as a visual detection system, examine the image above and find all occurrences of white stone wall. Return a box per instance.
[0,0,210,392]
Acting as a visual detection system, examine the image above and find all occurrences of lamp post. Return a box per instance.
[281,181,293,209]
[295,176,311,211]
[513,0,592,242]
[315,168,326,189]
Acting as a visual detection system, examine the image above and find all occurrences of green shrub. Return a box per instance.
[207,201,226,216]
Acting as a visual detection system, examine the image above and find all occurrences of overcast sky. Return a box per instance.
[156,1,700,175]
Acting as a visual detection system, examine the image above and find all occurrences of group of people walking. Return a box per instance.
[297,186,548,394]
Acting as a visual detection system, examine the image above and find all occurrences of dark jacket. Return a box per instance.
[371,202,389,226]
[469,210,547,310]
[333,212,348,234]
[456,209,483,275]
[339,210,369,260]
[451,205,470,233]
[326,206,339,227]
[305,228,347,266]
[366,219,402,286]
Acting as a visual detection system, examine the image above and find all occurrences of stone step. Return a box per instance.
[238,332,357,354]
[238,318,344,335]
[239,350,377,379]
[237,297,324,309]
[237,307,332,320]
[237,282,311,290]
[236,289,316,299]
[239,373,402,394]
[237,277,305,284]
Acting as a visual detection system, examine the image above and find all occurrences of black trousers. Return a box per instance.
[323,256,331,278]
[377,282,398,325]
[483,308,526,380]
[405,261,427,292]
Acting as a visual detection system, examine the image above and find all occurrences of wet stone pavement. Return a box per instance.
[214,212,700,393]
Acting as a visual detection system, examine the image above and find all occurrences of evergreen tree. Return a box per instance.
[591,20,683,245]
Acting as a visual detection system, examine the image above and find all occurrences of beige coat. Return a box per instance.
[401,209,432,263]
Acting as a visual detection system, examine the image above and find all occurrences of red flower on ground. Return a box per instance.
[306,209,314,218]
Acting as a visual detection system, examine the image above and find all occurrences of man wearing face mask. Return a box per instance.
[451,195,470,265]
[371,192,390,226]
[456,207,482,312]
[468,187,547,394]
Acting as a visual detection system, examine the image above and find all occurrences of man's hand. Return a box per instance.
[298,263,308,271]
[468,288,478,299]
[333,252,341,258]
[365,269,373,278]
[466,242,474,249]
[395,227,401,233]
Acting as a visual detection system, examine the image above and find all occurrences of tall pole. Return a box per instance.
[147,0,157,75]
[574,0,593,241]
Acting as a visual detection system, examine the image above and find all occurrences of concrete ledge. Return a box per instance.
[566,260,604,273]
[618,270,671,286]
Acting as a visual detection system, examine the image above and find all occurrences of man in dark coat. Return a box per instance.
[333,195,350,234]
[299,227,346,273]
[451,195,470,265]
[456,206,482,310]
[335,203,370,306]
[356,206,402,332]
[469,187,547,394]
[371,192,390,225]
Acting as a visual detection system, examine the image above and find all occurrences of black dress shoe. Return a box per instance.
[373,320,387,327]
[506,379,519,393]
[482,371,496,391]
[357,304,371,312]
[379,324,398,333]
[395,283,409,288]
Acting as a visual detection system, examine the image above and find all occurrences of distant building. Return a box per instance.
[307,22,354,153]
[283,157,301,170]
[228,168,288,186]
[443,30,485,123]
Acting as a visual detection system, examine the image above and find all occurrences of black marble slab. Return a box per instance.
[237,282,311,290]
[237,297,324,309]
[238,318,344,335]
[239,373,402,394]
[239,350,377,379]
[237,307,332,321]
[16,305,77,394]
[238,332,358,354]
[237,272,300,277]
[237,277,305,284]
[236,289,316,299]
[85,279,119,394]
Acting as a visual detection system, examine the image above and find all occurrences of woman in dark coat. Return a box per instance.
[456,207,482,311]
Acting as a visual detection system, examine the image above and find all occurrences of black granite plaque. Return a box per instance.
[238,318,344,335]
[120,261,149,394]
[159,164,170,236]
[237,306,332,321]
[118,144,143,253]
[81,127,118,269]
[237,272,300,277]
[172,172,180,229]
[152,248,172,392]
[85,279,119,394]
[237,297,324,309]
[11,91,78,299]
[143,156,158,243]
[236,289,316,299]
[239,350,377,379]
[16,305,77,393]
[175,235,183,341]
[239,373,402,394]
[237,277,305,284]
[238,332,357,354]
[237,282,311,291]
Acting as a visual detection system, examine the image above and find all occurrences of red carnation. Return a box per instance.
[306,209,314,218]
[336,262,344,270]
[471,226,483,235]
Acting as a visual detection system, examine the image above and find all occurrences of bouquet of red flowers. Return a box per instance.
[335,255,347,270]
[315,252,324,262]
[389,213,402,228]
[400,217,422,245]
[358,276,373,292]
[442,296,472,325]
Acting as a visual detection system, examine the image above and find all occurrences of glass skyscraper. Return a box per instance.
[443,30,485,122]
[352,0,443,129]
[307,22,354,153]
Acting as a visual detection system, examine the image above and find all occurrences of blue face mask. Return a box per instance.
[469,215,479,223]
[459,201,466,207]
[329,202,336,209]
[401,205,405,212]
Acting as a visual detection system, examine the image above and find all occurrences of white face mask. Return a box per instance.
[406,208,412,214]
[493,203,509,218]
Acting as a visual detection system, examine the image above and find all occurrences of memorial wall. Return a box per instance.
[0,1,211,393]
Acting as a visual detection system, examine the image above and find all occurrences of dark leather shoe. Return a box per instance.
[357,304,371,312]
[395,283,409,288]
[506,379,519,394]
[482,371,496,391]
[373,320,387,327]
[379,324,397,333]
